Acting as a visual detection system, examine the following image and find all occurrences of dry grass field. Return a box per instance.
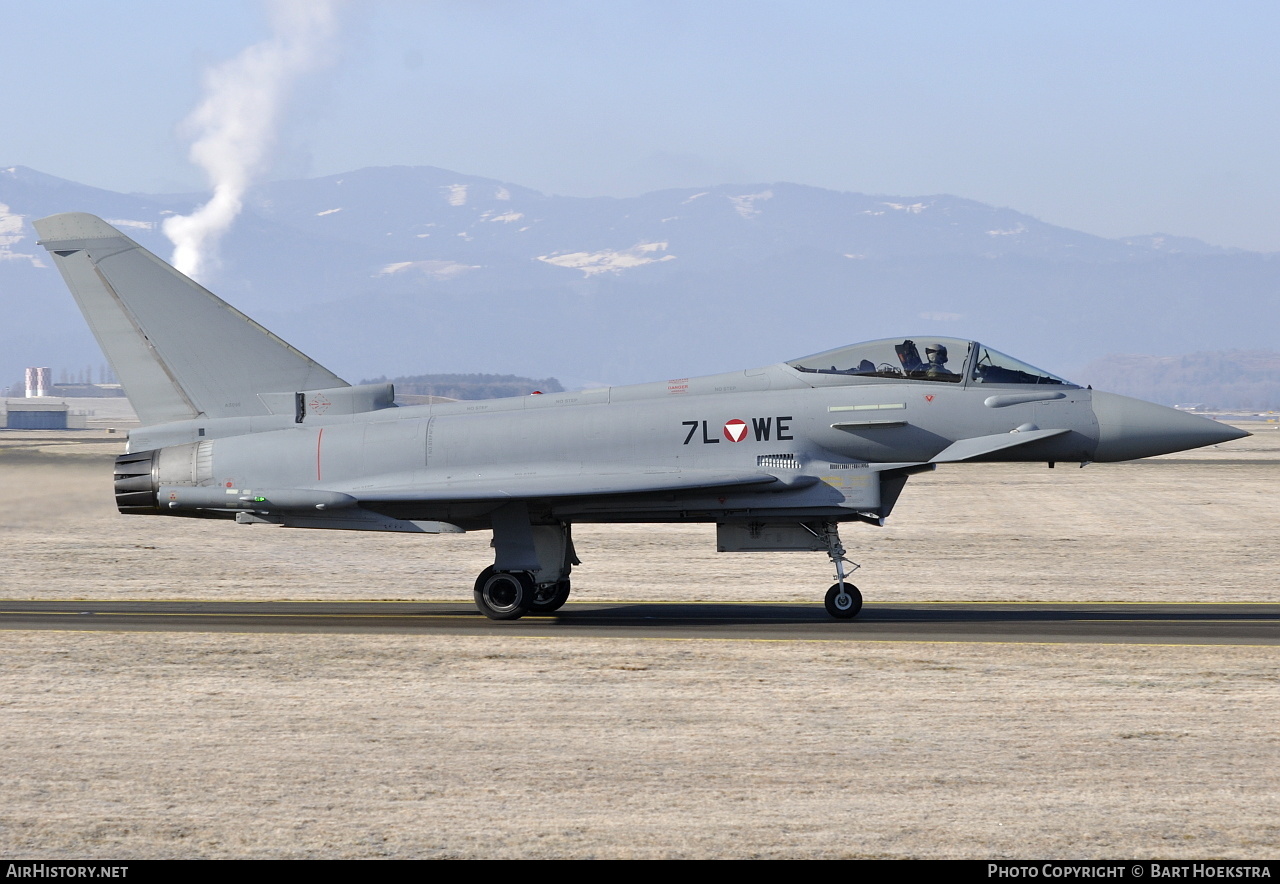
[1,427,1277,858]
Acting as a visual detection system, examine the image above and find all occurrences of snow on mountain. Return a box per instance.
[537,241,676,276]
[376,259,479,280]
[0,202,45,268]
[443,184,468,206]
[728,190,772,219]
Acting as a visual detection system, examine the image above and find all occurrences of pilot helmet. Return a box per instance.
[926,344,948,363]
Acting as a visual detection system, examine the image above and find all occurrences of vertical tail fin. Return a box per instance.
[34,213,347,426]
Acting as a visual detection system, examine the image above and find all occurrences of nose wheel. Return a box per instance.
[825,582,863,619]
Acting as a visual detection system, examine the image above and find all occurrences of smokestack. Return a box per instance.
[163,0,345,281]
[25,367,50,398]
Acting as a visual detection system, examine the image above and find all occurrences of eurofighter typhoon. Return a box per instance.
[34,213,1248,619]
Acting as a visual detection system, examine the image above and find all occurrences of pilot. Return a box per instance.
[924,344,956,379]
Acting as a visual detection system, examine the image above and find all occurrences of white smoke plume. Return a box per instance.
[164,0,343,280]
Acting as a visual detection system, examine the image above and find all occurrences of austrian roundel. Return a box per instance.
[723,419,748,442]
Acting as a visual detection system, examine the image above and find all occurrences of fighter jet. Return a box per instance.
[34,213,1248,619]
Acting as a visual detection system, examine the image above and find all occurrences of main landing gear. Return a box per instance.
[473,510,577,621]
[473,567,535,620]
[473,569,572,620]
[529,578,571,614]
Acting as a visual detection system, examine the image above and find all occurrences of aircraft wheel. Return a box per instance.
[474,567,534,620]
[528,579,571,614]
[824,583,863,619]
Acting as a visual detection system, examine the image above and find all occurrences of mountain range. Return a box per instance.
[2,164,1276,394]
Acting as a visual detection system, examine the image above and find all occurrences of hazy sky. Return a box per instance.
[4,0,1279,250]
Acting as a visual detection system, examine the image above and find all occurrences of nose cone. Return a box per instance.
[1091,391,1250,461]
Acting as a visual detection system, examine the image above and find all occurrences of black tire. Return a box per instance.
[473,567,534,620]
[528,579,571,614]
[824,582,863,619]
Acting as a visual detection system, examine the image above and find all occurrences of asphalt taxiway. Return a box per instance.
[2,600,1277,645]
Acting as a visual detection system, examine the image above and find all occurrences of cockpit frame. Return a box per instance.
[786,337,1074,388]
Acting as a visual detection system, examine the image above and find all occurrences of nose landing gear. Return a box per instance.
[819,523,862,620]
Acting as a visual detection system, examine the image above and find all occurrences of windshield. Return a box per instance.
[970,345,1070,386]
[788,337,972,383]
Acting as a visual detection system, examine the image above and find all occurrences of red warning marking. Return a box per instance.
[723,419,748,442]
[925,394,935,402]
[309,394,331,414]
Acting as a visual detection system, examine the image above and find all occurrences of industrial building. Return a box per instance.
[2,367,90,429]
[2,399,88,429]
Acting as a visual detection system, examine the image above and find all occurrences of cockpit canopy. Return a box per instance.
[787,337,1073,386]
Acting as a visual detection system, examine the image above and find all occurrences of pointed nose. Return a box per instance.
[1091,391,1250,461]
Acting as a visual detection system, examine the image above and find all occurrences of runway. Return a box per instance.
[2,600,1277,644]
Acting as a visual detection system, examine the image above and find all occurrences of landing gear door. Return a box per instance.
[716,521,830,552]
